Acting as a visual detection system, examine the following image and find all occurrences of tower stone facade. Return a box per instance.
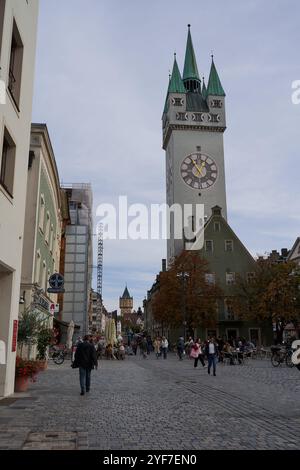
[163,26,227,263]
[119,286,133,324]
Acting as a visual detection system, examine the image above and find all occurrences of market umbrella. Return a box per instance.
[66,320,75,349]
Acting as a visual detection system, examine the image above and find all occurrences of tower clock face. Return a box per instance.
[180,153,218,190]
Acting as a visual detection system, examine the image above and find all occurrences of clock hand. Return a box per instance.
[193,160,205,176]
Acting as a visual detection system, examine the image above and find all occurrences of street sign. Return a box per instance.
[47,288,65,294]
[48,273,65,294]
[49,303,55,315]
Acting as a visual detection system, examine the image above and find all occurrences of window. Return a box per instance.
[49,224,54,252]
[0,1,6,60]
[247,272,255,284]
[176,112,188,121]
[226,272,235,285]
[34,250,41,284]
[8,19,23,109]
[210,99,222,108]
[0,128,16,197]
[41,260,46,291]
[45,212,50,244]
[39,195,45,232]
[205,240,213,252]
[214,222,220,232]
[172,97,183,106]
[225,300,235,320]
[225,240,233,252]
[47,269,50,293]
[205,273,216,285]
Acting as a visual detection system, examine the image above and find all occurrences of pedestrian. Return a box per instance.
[154,337,162,359]
[205,337,218,376]
[161,336,168,359]
[217,336,224,362]
[140,336,148,359]
[190,338,206,368]
[73,335,98,396]
[118,343,125,360]
[190,341,199,367]
[177,336,185,360]
[132,339,137,356]
[187,336,194,357]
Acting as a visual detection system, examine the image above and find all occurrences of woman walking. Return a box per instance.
[190,338,206,368]
[161,337,169,359]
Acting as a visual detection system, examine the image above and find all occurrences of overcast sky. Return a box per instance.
[32,0,300,311]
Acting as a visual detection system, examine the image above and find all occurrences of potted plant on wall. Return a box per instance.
[37,328,53,370]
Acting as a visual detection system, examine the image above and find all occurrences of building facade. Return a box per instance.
[60,184,93,337]
[287,238,300,266]
[20,124,62,332]
[0,0,39,397]
[88,289,106,334]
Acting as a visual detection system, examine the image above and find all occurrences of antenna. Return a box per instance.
[97,222,104,298]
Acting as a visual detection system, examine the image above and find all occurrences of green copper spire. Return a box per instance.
[207,56,225,96]
[168,54,186,93]
[202,76,207,100]
[163,54,186,114]
[183,25,200,82]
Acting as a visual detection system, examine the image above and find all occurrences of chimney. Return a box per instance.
[281,248,288,258]
[162,259,166,272]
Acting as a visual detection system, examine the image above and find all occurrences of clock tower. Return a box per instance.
[163,25,227,263]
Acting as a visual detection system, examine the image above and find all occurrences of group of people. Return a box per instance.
[72,332,259,394]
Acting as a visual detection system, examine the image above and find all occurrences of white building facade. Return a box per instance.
[0,0,39,397]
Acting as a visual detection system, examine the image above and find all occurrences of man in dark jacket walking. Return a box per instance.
[74,335,98,395]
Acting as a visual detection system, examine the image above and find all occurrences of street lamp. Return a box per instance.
[177,271,190,342]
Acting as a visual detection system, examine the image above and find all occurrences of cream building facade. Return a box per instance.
[0,0,39,396]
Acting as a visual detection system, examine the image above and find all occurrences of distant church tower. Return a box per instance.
[119,286,133,323]
[163,25,227,263]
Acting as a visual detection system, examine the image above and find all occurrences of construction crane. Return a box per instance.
[97,222,104,298]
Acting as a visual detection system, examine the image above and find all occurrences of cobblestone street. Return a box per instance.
[0,354,299,450]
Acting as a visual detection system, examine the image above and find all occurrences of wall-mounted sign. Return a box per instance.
[12,320,18,352]
[47,273,65,294]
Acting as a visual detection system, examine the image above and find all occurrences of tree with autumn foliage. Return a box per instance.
[233,259,300,341]
[151,251,223,335]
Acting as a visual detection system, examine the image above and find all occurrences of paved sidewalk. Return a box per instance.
[0,354,299,450]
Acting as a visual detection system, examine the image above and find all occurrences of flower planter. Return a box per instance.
[14,376,29,393]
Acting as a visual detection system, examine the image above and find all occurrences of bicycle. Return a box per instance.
[271,345,294,368]
[49,345,67,365]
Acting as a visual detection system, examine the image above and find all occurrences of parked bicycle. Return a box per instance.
[271,345,294,368]
[49,345,67,365]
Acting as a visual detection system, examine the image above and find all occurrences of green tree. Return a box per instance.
[233,259,300,335]
[152,251,222,333]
